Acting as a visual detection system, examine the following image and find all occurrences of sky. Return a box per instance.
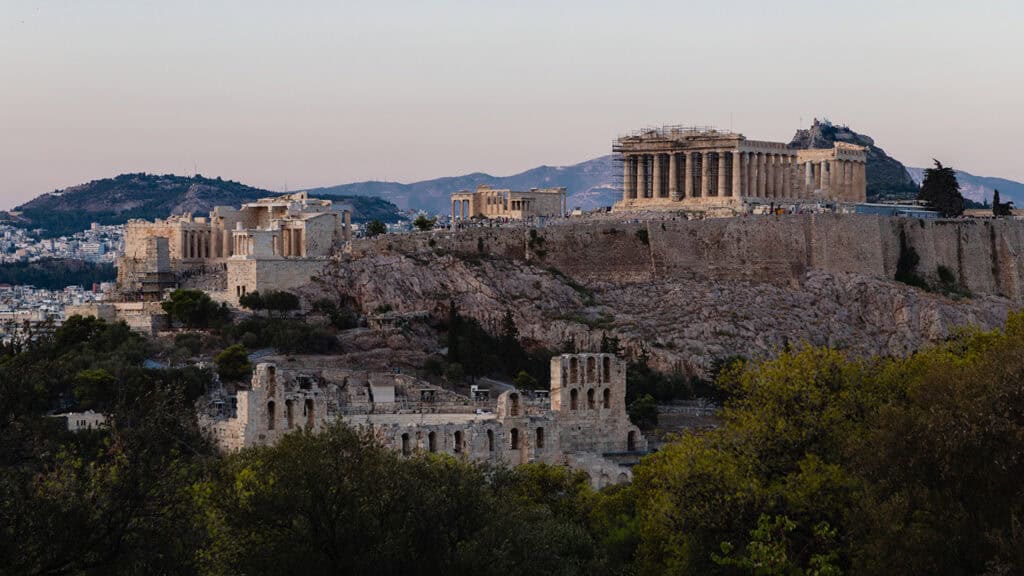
[1,0,1022,209]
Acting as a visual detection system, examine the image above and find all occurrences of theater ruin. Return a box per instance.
[199,352,648,487]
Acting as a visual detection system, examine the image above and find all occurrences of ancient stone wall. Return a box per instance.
[351,215,1024,302]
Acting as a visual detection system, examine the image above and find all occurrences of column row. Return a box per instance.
[801,160,866,201]
[622,151,800,202]
[181,229,212,260]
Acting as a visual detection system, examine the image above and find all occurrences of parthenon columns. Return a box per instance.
[652,154,663,199]
[637,156,648,199]
[701,152,712,196]
[717,153,728,197]
[685,152,695,198]
[668,154,679,200]
[732,151,742,197]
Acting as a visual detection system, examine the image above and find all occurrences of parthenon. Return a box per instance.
[613,126,866,211]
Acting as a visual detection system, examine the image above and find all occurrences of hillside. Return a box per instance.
[907,166,1024,206]
[304,155,621,215]
[4,173,401,237]
[789,119,919,201]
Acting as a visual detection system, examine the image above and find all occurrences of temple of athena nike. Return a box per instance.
[613,126,866,212]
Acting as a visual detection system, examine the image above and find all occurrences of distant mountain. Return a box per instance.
[906,167,1024,206]
[3,173,401,237]
[789,119,919,201]
[303,155,621,215]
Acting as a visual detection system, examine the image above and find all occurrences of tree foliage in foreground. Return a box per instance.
[5,311,1024,574]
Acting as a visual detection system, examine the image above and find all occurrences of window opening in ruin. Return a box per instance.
[627,430,637,452]
[401,433,411,456]
[587,357,596,382]
[285,399,294,429]
[268,366,276,386]
[428,431,437,452]
[304,398,315,429]
[587,388,595,410]
[603,388,611,409]
[454,430,463,453]
[267,401,276,430]
[510,428,519,449]
[487,429,494,452]
[569,358,578,383]
[570,389,578,410]
[603,357,610,382]
[509,393,520,417]
[536,427,544,449]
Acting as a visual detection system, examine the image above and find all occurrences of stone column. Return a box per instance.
[652,154,663,199]
[823,161,832,196]
[718,152,729,197]
[805,161,813,194]
[622,157,631,202]
[702,152,712,197]
[754,154,763,197]
[637,155,648,200]
[764,155,774,198]
[684,152,695,199]
[782,157,791,199]
[344,210,352,241]
[731,151,742,197]
[749,152,757,196]
[668,153,679,200]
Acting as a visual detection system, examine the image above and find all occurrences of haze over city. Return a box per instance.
[1,0,1022,209]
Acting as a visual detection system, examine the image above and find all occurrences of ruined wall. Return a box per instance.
[352,215,1024,301]
[226,258,329,300]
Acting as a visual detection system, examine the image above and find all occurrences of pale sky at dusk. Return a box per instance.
[1,0,1022,209]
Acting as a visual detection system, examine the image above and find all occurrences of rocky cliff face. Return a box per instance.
[309,246,1011,376]
[790,119,918,201]
[309,214,1023,375]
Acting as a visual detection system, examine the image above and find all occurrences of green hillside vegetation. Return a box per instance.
[3,312,1024,574]
[9,173,401,237]
[0,258,116,289]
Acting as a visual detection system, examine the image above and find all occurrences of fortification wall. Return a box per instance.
[351,216,1024,301]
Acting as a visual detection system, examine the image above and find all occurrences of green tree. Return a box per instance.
[238,290,265,311]
[161,288,230,329]
[513,370,538,390]
[365,219,387,237]
[917,159,964,217]
[993,189,1014,216]
[627,394,658,429]
[262,290,300,315]
[413,213,437,231]
[215,344,251,382]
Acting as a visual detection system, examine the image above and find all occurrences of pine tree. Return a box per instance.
[993,190,1001,216]
[918,159,964,217]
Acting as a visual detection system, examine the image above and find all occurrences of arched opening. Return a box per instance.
[285,399,294,429]
[510,428,519,449]
[587,388,595,409]
[304,398,315,429]
[428,431,437,453]
[535,427,544,449]
[618,472,629,483]
[509,393,520,417]
[266,401,276,430]
[603,388,611,409]
[569,357,578,383]
[454,430,464,453]
[487,429,495,452]
[627,430,637,452]
[401,433,411,456]
[586,357,596,382]
[570,389,578,410]
[603,357,610,382]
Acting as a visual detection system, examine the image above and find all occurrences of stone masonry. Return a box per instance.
[451,184,567,221]
[613,126,866,211]
[200,353,647,488]
[117,191,352,301]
